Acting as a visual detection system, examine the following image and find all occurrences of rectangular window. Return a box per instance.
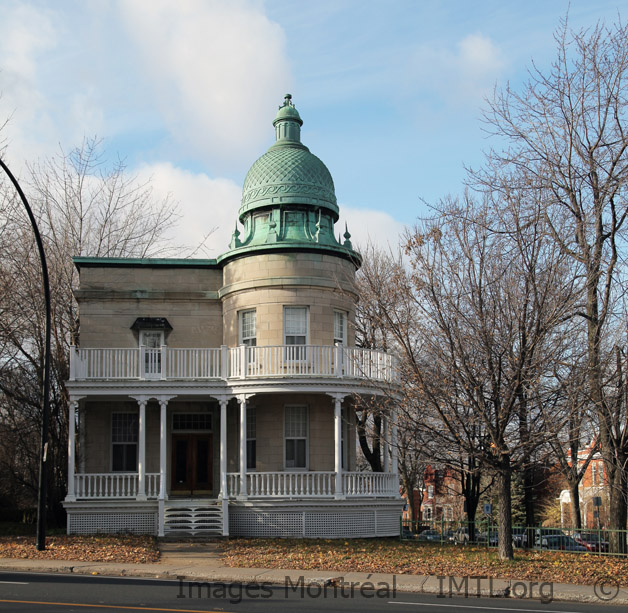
[247,407,256,470]
[334,310,347,345]
[284,306,308,361]
[427,485,434,499]
[111,413,138,472]
[172,413,212,431]
[591,463,597,486]
[239,309,257,346]
[285,405,308,469]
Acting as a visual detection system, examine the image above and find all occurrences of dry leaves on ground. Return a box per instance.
[222,538,628,586]
[0,535,159,563]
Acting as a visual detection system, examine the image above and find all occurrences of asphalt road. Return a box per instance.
[0,571,620,612]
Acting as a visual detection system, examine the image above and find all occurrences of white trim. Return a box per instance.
[284,404,309,470]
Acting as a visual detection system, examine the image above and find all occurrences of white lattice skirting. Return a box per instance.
[229,505,401,538]
[67,511,158,534]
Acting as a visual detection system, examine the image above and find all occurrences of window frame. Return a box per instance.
[283,306,309,362]
[239,309,257,347]
[284,404,309,470]
[111,412,139,472]
[334,310,347,345]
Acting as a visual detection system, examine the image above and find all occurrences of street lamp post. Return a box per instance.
[0,158,51,551]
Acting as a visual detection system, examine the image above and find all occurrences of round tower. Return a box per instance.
[220,95,360,348]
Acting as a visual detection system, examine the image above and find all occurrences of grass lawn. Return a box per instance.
[222,538,628,586]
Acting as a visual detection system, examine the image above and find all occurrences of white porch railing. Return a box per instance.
[226,471,399,498]
[343,471,399,496]
[74,473,160,499]
[70,345,398,383]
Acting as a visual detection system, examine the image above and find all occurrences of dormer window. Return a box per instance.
[131,318,171,380]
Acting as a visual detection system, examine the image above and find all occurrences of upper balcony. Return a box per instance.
[69,344,399,384]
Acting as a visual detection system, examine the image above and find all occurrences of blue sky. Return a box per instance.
[0,0,624,254]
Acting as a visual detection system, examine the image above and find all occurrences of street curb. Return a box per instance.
[1,558,628,606]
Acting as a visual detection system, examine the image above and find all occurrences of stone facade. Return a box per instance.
[64,95,401,538]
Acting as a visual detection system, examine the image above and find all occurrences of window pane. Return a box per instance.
[247,440,256,470]
[295,439,306,467]
[285,406,307,437]
[246,407,256,439]
[112,443,137,472]
[285,307,307,335]
[286,439,295,464]
[112,413,138,443]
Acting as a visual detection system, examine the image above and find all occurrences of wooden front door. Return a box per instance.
[171,434,213,495]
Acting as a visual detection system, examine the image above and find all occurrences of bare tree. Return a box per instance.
[0,138,179,520]
[400,190,575,560]
[474,18,628,552]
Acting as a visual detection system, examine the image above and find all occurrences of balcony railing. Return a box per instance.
[74,473,160,499]
[227,471,400,498]
[69,345,399,383]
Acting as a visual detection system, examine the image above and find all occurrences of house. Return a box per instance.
[63,95,402,538]
[401,465,464,524]
[559,441,608,528]
[420,465,464,522]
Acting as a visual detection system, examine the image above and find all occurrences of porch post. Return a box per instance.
[136,398,147,500]
[391,407,398,475]
[333,394,345,499]
[383,415,390,473]
[219,397,230,537]
[219,398,229,499]
[158,398,168,500]
[66,397,80,501]
[238,395,247,498]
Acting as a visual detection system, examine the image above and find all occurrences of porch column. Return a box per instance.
[66,397,81,501]
[158,398,168,500]
[238,395,247,498]
[136,398,147,500]
[219,398,229,499]
[391,407,398,475]
[333,394,345,499]
[383,415,390,473]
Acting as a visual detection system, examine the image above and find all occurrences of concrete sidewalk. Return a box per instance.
[0,540,626,606]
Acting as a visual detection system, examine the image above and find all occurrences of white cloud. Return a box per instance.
[339,205,407,254]
[408,33,505,109]
[0,2,58,167]
[135,162,241,257]
[117,0,293,170]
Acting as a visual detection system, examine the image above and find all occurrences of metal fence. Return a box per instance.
[400,517,628,556]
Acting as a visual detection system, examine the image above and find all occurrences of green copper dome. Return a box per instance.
[221,95,359,267]
[239,94,339,221]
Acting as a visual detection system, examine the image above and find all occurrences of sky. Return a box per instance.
[0,0,624,256]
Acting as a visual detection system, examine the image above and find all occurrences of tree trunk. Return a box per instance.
[496,459,514,560]
[607,459,628,554]
[568,480,582,530]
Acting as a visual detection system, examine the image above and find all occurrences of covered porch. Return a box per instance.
[64,389,401,536]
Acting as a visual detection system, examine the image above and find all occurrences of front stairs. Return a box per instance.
[163,499,224,536]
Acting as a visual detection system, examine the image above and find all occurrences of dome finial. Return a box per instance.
[273,93,303,143]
